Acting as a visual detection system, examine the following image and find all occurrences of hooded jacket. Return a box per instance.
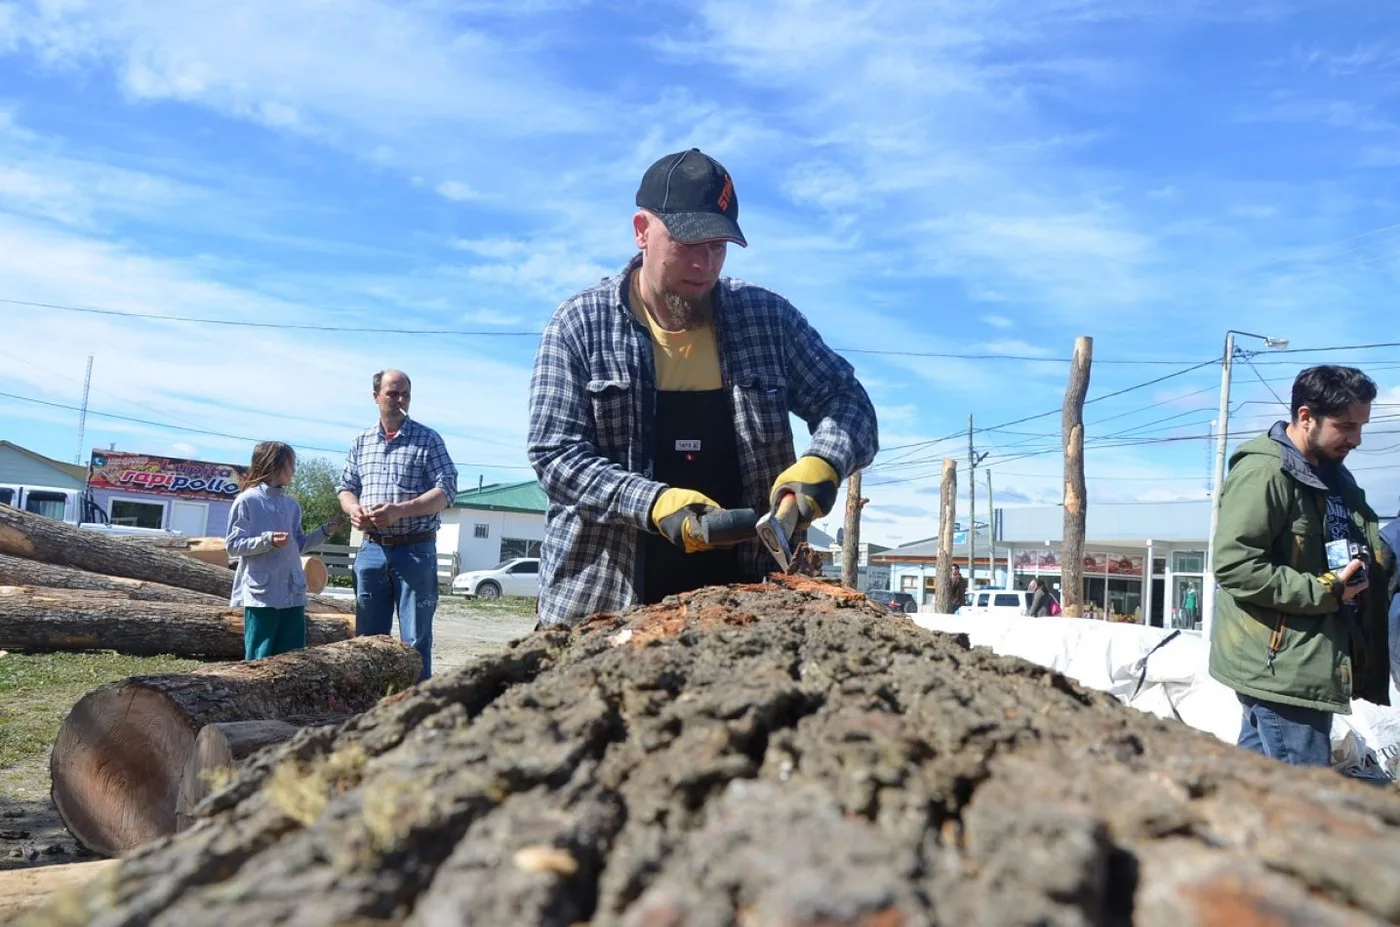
[1209,423,1392,712]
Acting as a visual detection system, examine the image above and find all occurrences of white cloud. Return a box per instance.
[436,180,477,202]
[981,314,1014,329]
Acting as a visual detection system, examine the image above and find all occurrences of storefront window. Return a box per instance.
[1172,551,1205,574]
[110,499,164,529]
[1171,577,1203,629]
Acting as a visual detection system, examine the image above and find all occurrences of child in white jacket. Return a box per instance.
[226,442,344,659]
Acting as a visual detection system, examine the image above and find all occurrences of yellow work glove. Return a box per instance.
[651,488,723,554]
[770,456,839,525]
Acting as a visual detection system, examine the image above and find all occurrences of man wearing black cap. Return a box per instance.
[527,148,879,627]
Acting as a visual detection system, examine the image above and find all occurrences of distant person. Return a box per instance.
[1211,365,1392,768]
[337,369,457,680]
[1027,578,1054,617]
[948,564,968,609]
[227,442,345,660]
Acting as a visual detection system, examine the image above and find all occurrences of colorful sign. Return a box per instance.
[88,451,247,501]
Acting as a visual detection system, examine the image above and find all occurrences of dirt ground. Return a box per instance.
[0,596,539,871]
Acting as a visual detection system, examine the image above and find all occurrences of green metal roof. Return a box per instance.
[453,480,548,514]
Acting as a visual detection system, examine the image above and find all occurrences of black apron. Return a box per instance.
[643,388,746,604]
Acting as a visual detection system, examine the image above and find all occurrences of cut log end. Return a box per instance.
[176,721,301,829]
[51,687,193,858]
[49,637,421,858]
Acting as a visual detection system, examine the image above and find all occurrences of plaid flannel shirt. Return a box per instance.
[336,417,458,536]
[528,255,878,627]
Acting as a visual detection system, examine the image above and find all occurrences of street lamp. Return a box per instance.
[1202,330,1290,641]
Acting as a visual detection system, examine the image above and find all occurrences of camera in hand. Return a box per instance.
[1326,538,1371,586]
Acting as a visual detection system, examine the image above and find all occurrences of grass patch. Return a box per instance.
[0,651,204,773]
[439,596,538,618]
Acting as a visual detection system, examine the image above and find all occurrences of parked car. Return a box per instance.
[960,589,1035,617]
[451,557,541,599]
[867,590,918,614]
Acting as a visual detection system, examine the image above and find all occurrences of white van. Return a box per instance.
[0,484,180,537]
[961,589,1036,617]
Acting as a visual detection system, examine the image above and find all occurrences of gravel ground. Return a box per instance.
[0,597,539,871]
[432,597,540,673]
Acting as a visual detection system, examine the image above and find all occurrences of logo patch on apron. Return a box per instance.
[675,439,701,452]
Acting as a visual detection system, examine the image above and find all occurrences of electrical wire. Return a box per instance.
[0,390,536,471]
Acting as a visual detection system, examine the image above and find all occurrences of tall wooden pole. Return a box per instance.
[986,469,995,586]
[840,470,865,590]
[934,458,957,614]
[1061,336,1093,618]
[967,414,976,590]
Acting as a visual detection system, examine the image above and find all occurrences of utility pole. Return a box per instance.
[840,470,866,590]
[967,414,988,591]
[74,355,93,465]
[986,469,995,586]
[934,458,957,614]
[1061,336,1093,617]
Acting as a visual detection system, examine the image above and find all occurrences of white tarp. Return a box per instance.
[911,611,1400,780]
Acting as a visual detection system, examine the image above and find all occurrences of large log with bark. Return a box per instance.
[48,635,421,859]
[0,586,355,659]
[27,577,1400,926]
[0,507,234,598]
[0,553,227,605]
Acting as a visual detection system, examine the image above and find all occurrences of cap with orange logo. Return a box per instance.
[635,148,747,248]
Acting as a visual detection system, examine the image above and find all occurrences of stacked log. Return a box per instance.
[25,576,1400,926]
[0,586,355,658]
[49,636,421,857]
[0,506,354,658]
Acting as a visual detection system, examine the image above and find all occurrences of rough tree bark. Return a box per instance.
[1061,335,1093,618]
[0,586,355,659]
[31,577,1400,927]
[0,553,227,605]
[934,457,957,615]
[48,636,420,859]
[0,507,234,598]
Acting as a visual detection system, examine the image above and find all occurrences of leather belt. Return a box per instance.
[364,531,436,547]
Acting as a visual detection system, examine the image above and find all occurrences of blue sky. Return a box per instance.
[1,0,1398,545]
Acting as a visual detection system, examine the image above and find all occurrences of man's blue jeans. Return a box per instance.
[354,539,438,680]
[1237,694,1333,767]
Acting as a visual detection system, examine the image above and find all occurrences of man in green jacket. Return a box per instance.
[1210,365,1392,767]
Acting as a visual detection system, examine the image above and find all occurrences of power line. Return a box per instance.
[17,293,1400,366]
[0,390,536,471]
[0,297,542,337]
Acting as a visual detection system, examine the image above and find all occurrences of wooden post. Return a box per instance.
[1061,336,1093,618]
[986,470,995,586]
[967,414,976,590]
[840,471,865,590]
[934,458,957,614]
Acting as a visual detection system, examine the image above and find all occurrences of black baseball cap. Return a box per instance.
[635,149,747,247]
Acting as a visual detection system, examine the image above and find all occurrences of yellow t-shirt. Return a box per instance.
[629,272,722,391]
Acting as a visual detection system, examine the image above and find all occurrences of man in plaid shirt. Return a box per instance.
[528,149,878,627]
[337,368,457,678]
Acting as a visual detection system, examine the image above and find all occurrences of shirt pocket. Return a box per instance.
[586,376,635,461]
[732,373,790,444]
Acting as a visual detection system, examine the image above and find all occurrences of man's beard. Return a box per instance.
[662,290,713,331]
[1306,427,1347,464]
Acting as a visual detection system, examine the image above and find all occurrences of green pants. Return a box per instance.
[243,606,307,660]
